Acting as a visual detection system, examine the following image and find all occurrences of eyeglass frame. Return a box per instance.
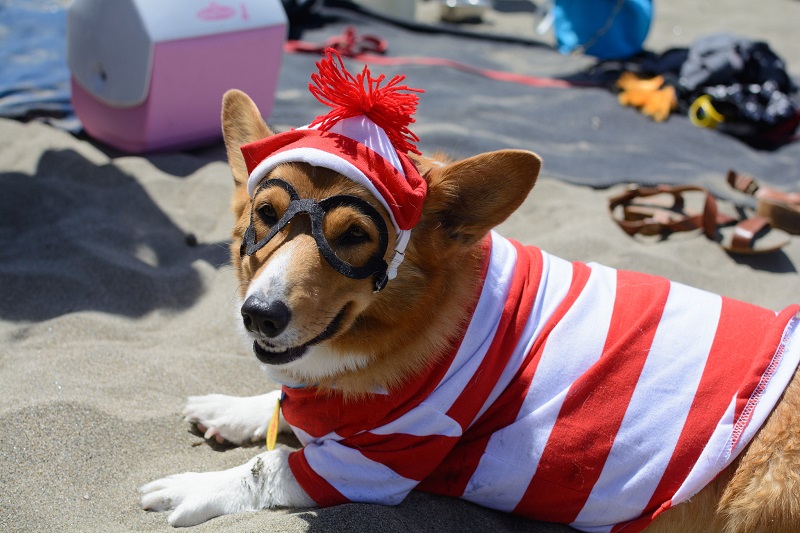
[240,178,391,292]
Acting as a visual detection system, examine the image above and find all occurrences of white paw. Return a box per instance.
[140,448,314,526]
[183,391,285,445]
[140,463,257,527]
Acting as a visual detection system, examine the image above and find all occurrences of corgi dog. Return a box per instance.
[141,54,800,532]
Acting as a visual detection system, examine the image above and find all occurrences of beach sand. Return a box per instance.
[2,1,799,531]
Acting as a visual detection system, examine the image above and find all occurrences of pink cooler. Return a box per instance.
[67,0,287,153]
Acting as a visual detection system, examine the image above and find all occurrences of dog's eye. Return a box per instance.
[257,203,278,226]
[337,224,370,246]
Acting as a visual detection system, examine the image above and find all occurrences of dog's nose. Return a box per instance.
[241,296,291,338]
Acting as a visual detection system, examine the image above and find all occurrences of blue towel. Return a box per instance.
[0,0,80,131]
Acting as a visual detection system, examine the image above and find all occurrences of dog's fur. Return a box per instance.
[140,90,800,531]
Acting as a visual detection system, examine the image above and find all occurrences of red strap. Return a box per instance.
[285,27,580,89]
[285,27,389,56]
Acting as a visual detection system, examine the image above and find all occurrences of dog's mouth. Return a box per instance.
[251,306,348,365]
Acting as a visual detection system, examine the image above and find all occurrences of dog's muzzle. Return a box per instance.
[241,178,390,292]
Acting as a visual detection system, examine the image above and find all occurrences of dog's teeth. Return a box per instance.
[256,340,285,353]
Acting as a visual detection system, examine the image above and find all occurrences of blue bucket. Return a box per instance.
[552,0,653,59]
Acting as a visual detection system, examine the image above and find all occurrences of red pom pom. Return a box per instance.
[307,49,425,155]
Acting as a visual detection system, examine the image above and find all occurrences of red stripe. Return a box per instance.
[468,261,592,436]
[731,306,780,425]
[282,322,475,438]
[348,432,459,481]
[445,241,543,429]
[284,40,583,89]
[418,259,592,497]
[282,385,392,439]
[281,335,461,438]
[417,244,544,496]
[609,501,672,533]
[638,300,795,523]
[288,449,348,507]
[514,270,670,522]
[344,54,578,89]
[730,306,799,449]
[415,433,492,496]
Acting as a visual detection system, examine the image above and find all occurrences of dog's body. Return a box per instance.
[141,89,800,531]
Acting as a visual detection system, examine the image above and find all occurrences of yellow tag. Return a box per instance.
[266,395,281,451]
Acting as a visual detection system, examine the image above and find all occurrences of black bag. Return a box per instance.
[678,34,799,148]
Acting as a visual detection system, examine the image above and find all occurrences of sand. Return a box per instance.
[2,1,799,531]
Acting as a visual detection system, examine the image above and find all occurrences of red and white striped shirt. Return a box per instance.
[282,232,800,532]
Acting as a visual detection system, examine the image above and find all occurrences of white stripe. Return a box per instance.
[290,425,344,447]
[423,234,517,413]
[303,439,417,505]
[370,403,463,438]
[574,525,614,533]
[246,146,401,234]
[572,283,721,529]
[470,249,570,425]
[463,261,616,511]
[673,311,800,505]
[673,397,736,505]
[324,116,404,173]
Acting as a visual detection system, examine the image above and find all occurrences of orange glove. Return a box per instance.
[616,72,678,122]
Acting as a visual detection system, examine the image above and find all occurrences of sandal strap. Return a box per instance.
[701,191,722,240]
[728,169,800,208]
[609,184,723,237]
[727,170,760,196]
[731,215,771,251]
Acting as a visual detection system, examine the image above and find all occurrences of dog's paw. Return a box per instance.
[140,448,314,526]
[183,391,285,445]
[140,463,257,526]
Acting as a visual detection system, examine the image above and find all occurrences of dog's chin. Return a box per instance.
[250,305,349,366]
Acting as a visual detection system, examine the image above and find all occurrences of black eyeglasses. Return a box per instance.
[241,178,391,292]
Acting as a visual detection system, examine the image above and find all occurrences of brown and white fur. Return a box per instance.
[140,90,800,531]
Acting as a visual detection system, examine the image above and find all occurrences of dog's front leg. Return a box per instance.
[140,446,314,527]
[183,389,289,445]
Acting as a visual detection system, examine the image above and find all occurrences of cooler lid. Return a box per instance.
[142,0,287,43]
[67,0,287,107]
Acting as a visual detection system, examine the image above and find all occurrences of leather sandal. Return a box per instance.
[716,214,790,255]
[610,184,790,254]
[727,170,800,235]
[609,185,730,237]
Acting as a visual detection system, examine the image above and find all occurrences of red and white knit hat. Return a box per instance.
[240,49,427,281]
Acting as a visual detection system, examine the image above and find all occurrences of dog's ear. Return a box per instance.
[424,149,541,247]
[221,89,273,187]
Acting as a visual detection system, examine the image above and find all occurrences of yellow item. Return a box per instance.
[689,95,725,129]
[616,72,678,122]
[266,395,281,451]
